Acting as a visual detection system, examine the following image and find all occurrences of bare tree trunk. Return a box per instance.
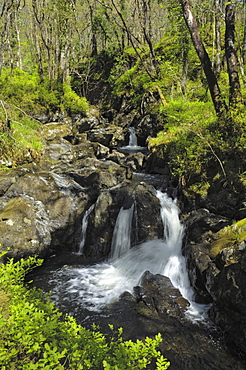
[225,2,242,107]
[214,0,221,74]
[179,0,227,116]
[181,39,189,95]
[15,17,22,69]
[86,0,98,56]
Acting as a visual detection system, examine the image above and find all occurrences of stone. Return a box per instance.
[184,211,246,356]
[0,196,51,259]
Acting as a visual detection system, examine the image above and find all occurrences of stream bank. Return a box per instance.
[0,108,246,369]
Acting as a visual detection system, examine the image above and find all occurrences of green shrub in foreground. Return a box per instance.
[0,254,170,369]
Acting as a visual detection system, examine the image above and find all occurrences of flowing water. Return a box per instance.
[77,203,95,255]
[43,190,208,322]
[120,127,147,153]
[29,186,246,369]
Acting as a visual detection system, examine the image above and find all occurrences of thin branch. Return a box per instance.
[0,99,9,122]
[0,96,41,123]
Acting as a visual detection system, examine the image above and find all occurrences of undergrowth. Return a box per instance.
[0,68,90,169]
[0,253,170,369]
[148,99,245,188]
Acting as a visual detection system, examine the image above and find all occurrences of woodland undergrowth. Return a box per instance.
[0,252,169,369]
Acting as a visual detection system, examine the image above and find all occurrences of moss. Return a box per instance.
[210,218,246,258]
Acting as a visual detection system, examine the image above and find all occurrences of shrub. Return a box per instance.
[0,253,170,369]
[148,99,227,184]
[62,82,89,114]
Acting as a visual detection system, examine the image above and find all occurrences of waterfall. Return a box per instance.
[109,204,134,260]
[120,127,146,153]
[77,203,95,255]
[128,127,138,147]
[51,191,209,321]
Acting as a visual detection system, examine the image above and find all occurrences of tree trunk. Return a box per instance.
[225,2,242,107]
[179,0,227,116]
[214,0,221,74]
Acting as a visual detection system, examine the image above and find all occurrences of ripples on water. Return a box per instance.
[46,191,210,323]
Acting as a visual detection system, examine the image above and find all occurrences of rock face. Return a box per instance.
[134,270,189,321]
[183,209,246,355]
[0,109,167,260]
[111,271,245,370]
[0,196,51,259]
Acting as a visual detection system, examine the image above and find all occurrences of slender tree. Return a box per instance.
[225,1,242,107]
[179,0,227,116]
[213,0,222,74]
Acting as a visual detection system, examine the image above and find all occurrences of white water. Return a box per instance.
[77,204,95,255]
[51,191,209,322]
[121,127,146,151]
[129,127,138,146]
[109,204,134,260]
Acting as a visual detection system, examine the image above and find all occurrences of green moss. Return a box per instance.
[210,218,246,258]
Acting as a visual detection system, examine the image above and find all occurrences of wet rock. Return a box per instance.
[184,210,246,356]
[134,271,189,320]
[0,196,51,259]
[87,125,125,147]
[134,182,163,243]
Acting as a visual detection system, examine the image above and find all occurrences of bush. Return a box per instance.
[62,83,89,114]
[0,253,170,369]
[148,99,219,178]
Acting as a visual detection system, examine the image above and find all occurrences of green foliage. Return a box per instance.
[148,99,224,181]
[0,253,170,369]
[0,104,43,168]
[0,68,91,167]
[62,82,89,114]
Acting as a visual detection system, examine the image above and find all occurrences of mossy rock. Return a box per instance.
[210,218,246,260]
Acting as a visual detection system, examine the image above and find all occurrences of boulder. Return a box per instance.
[124,152,146,172]
[84,191,116,257]
[0,171,89,258]
[184,210,246,355]
[87,124,125,147]
[0,196,51,259]
[134,270,189,321]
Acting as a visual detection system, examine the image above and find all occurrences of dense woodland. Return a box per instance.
[0,0,245,192]
[0,0,246,368]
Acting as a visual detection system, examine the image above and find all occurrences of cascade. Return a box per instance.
[128,127,138,147]
[50,190,208,322]
[109,204,134,260]
[120,127,146,153]
[77,203,95,255]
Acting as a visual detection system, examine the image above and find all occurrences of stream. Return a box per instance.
[29,129,246,369]
[29,180,245,369]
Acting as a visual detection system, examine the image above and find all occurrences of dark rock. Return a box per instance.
[134,182,163,244]
[135,270,189,320]
[184,209,246,356]
[0,196,51,259]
